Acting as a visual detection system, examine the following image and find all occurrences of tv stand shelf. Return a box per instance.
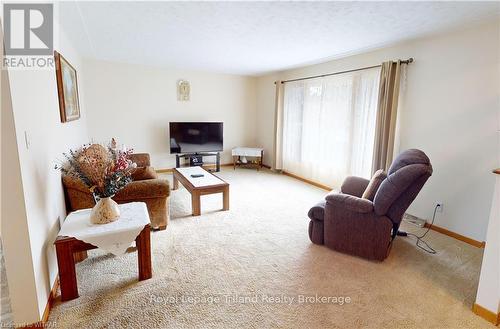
[175,152,221,172]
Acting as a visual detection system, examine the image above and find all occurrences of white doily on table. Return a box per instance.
[231,147,263,157]
[58,202,150,255]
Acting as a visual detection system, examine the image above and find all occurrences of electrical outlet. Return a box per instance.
[436,202,443,212]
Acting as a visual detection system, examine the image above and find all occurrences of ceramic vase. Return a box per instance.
[90,197,120,224]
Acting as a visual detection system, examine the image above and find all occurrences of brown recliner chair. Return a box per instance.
[63,153,170,230]
[308,149,433,261]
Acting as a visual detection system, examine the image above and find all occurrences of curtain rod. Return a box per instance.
[276,58,413,84]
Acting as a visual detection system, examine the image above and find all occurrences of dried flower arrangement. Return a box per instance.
[56,138,137,199]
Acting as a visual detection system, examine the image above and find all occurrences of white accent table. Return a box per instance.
[231,147,264,170]
[55,202,152,301]
[172,166,229,216]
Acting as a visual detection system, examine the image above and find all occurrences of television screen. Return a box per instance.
[169,122,223,154]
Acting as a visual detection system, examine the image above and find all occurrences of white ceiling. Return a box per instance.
[59,1,499,76]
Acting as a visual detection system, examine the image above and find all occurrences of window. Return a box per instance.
[282,67,380,187]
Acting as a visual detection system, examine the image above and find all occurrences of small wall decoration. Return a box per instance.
[54,51,81,122]
[177,80,190,101]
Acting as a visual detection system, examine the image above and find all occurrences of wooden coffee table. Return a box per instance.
[172,166,229,216]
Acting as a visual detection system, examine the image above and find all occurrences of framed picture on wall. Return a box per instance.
[54,51,80,122]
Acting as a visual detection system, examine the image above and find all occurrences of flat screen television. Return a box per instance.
[169,122,223,154]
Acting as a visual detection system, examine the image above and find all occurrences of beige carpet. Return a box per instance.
[49,168,493,329]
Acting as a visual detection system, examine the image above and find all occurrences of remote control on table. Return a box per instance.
[190,174,204,178]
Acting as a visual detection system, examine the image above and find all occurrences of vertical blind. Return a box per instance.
[282,67,381,188]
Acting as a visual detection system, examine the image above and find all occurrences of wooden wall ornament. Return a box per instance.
[177,80,190,101]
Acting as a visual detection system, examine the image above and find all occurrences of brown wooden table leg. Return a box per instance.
[173,173,179,190]
[192,191,201,216]
[136,225,152,281]
[223,186,229,211]
[73,250,88,263]
[55,241,79,301]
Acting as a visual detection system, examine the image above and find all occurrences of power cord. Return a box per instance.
[402,205,439,254]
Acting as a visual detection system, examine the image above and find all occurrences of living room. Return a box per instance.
[1,1,500,328]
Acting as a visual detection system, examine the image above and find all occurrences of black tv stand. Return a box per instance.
[175,152,221,172]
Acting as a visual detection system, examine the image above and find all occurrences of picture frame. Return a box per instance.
[54,51,81,122]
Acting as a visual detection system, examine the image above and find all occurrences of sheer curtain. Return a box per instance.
[282,67,380,188]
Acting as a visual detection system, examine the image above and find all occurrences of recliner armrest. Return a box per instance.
[308,201,326,221]
[325,192,374,213]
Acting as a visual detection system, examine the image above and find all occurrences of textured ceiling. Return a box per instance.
[59,1,499,76]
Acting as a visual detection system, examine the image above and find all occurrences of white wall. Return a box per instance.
[83,60,257,168]
[255,21,500,241]
[475,175,500,314]
[475,33,500,315]
[1,31,40,323]
[5,24,90,323]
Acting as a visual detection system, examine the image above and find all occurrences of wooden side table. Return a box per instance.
[55,225,151,301]
[55,202,153,301]
[231,147,264,170]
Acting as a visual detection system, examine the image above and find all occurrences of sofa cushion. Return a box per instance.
[132,166,158,181]
[362,169,387,201]
[340,176,370,197]
[388,149,431,175]
[62,175,91,193]
[115,179,170,201]
[129,153,151,167]
[374,164,431,216]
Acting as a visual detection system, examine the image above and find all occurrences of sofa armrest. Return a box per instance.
[340,176,370,197]
[325,192,373,213]
[115,179,170,201]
